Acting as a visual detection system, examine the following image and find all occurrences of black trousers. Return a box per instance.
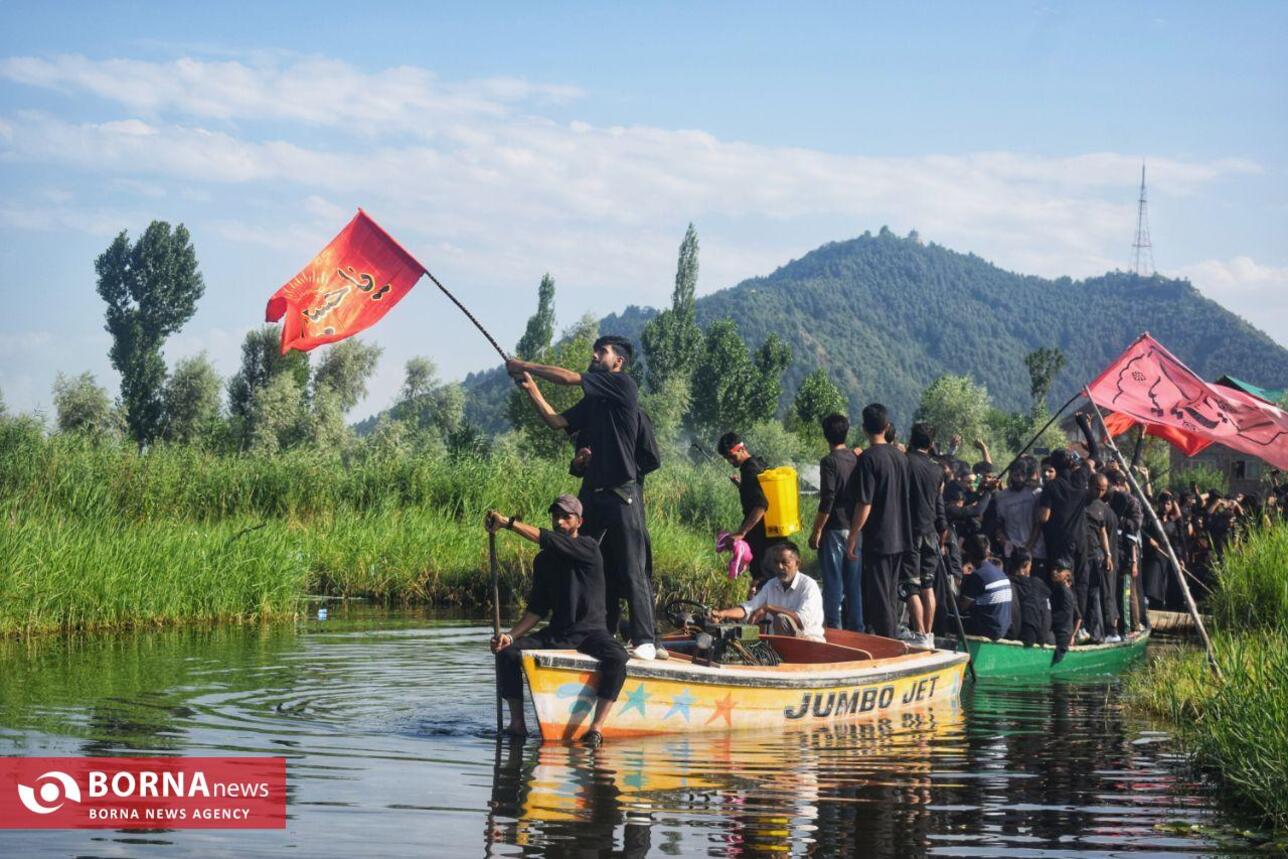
[861,551,903,639]
[586,484,657,646]
[496,628,628,702]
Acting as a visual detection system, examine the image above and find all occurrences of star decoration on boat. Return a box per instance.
[705,692,737,726]
[619,683,650,717]
[662,689,695,722]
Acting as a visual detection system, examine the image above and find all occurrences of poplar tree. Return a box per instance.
[95,221,204,445]
[515,274,556,361]
[641,224,703,393]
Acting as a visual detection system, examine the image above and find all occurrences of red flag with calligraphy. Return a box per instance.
[1087,333,1288,469]
[266,210,426,354]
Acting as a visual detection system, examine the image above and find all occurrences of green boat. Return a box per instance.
[935,630,1151,679]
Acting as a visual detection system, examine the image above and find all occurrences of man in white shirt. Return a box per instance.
[709,543,826,641]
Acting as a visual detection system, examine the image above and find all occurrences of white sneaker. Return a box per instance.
[920,633,937,650]
[1105,634,1122,643]
[630,643,657,661]
[895,627,919,643]
[655,646,670,660]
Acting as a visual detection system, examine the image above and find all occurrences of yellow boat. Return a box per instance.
[520,628,968,742]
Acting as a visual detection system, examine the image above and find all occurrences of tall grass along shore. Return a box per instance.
[1127,523,1288,832]
[0,421,751,636]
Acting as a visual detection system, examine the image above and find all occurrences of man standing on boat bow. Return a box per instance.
[507,336,662,661]
[487,495,629,748]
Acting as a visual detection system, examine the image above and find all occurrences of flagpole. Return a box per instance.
[996,391,1081,480]
[1083,387,1222,677]
[423,271,511,362]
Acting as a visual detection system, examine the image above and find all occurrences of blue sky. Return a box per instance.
[2,1,1286,419]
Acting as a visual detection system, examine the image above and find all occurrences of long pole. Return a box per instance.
[489,530,503,733]
[425,270,523,389]
[996,391,1081,479]
[936,549,977,684]
[1082,387,1222,677]
[427,271,511,363]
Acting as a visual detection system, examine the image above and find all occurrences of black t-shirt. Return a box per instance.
[906,449,946,538]
[526,529,608,640]
[818,447,858,532]
[1011,576,1053,646]
[1040,473,1089,560]
[847,443,911,556]
[1049,580,1080,644]
[1085,498,1112,562]
[560,371,640,491]
[739,456,770,551]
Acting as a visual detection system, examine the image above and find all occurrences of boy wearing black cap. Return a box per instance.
[486,494,629,748]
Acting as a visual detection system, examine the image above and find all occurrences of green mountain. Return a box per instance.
[459,228,1288,434]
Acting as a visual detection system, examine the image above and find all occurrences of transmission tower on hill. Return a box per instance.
[1132,162,1155,276]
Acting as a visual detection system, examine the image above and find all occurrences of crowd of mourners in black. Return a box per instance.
[771,403,1288,657]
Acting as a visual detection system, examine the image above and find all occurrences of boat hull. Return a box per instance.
[942,630,1150,679]
[520,647,968,741]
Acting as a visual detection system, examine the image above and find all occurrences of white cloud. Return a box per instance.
[0,52,1279,412]
[0,104,1256,292]
[0,55,582,133]
[1177,257,1288,346]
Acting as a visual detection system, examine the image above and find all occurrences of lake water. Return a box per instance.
[0,608,1256,856]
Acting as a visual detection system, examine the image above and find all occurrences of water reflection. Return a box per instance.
[0,609,1254,857]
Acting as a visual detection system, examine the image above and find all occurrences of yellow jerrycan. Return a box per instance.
[756,466,801,537]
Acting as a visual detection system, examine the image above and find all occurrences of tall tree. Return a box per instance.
[791,368,848,431]
[52,372,113,435]
[689,319,756,437]
[394,357,464,440]
[311,339,383,413]
[228,326,310,419]
[1024,347,1066,415]
[916,374,996,453]
[95,221,204,445]
[162,354,222,443]
[248,373,308,454]
[641,224,703,392]
[515,274,556,360]
[748,334,792,422]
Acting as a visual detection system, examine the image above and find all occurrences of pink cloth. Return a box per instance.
[715,531,754,580]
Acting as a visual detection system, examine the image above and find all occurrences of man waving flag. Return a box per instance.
[265,210,426,354]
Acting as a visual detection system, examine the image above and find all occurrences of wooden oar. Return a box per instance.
[489,529,503,733]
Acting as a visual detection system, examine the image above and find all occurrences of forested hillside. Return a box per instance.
[461,228,1288,433]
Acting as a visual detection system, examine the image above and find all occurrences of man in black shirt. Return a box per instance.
[845,403,914,639]
[1108,470,1144,633]
[508,335,660,659]
[1084,474,1115,642]
[718,431,779,591]
[1031,412,1100,635]
[808,413,862,631]
[904,422,947,647]
[487,494,629,747]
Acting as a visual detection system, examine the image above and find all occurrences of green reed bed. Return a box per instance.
[1127,523,1288,831]
[0,428,750,635]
